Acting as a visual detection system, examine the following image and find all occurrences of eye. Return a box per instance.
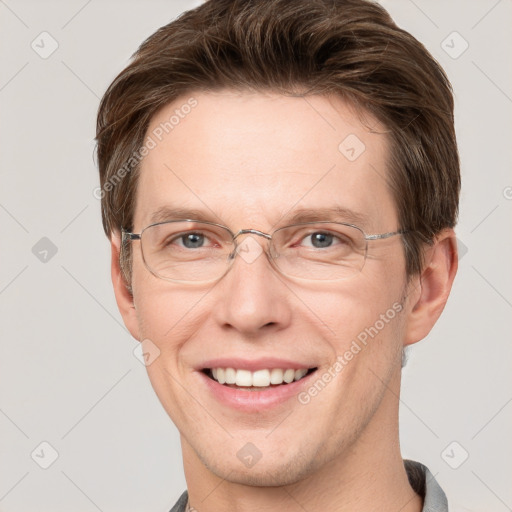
[148,222,229,255]
[306,232,334,248]
[166,230,218,250]
[300,231,347,249]
[178,232,206,249]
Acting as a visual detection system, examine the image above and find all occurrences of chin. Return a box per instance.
[198,446,323,487]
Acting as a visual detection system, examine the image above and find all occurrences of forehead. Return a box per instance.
[134,90,396,231]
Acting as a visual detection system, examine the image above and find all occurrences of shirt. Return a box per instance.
[169,459,448,511]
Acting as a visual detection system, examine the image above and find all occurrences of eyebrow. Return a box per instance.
[148,205,371,229]
[149,207,220,225]
[281,207,370,227]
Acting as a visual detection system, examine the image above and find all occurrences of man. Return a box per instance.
[96,0,459,510]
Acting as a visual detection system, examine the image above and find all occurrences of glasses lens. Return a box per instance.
[138,221,367,283]
[140,221,233,282]
[271,223,367,280]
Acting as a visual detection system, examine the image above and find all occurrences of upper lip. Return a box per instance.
[197,357,317,371]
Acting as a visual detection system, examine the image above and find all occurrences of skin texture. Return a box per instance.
[111,90,458,511]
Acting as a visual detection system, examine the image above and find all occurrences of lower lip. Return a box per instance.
[197,370,316,411]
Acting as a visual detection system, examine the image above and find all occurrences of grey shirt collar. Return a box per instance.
[170,460,448,511]
[405,459,449,511]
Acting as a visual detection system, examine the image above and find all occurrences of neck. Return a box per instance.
[181,370,422,512]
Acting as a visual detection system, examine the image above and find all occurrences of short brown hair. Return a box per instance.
[96,0,460,281]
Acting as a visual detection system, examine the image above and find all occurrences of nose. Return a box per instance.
[212,232,292,336]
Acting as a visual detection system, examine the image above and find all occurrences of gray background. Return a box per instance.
[0,0,511,511]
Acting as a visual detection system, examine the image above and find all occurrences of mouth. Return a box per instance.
[202,366,317,391]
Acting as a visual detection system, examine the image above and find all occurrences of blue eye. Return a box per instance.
[300,232,342,249]
[308,232,334,248]
[179,232,205,248]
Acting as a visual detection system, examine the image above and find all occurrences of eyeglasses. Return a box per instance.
[122,219,405,284]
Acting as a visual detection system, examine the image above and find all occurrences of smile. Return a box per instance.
[203,367,316,390]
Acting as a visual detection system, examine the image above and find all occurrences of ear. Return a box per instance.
[403,228,458,346]
[111,231,140,341]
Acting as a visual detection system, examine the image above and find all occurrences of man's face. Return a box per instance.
[125,90,410,485]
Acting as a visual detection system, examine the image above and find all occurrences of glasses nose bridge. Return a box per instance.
[232,228,272,243]
[228,228,273,262]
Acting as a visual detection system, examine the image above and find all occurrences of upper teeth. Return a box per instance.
[211,368,309,387]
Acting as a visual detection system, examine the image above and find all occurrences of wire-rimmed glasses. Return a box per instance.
[122,219,405,284]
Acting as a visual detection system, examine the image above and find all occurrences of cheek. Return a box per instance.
[334,286,406,393]
[131,283,211,423]
[304,291,405,436]
[130,250,201,340]
[293,269,405,342]
[296,268,407,396]
[134,285,204,347]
